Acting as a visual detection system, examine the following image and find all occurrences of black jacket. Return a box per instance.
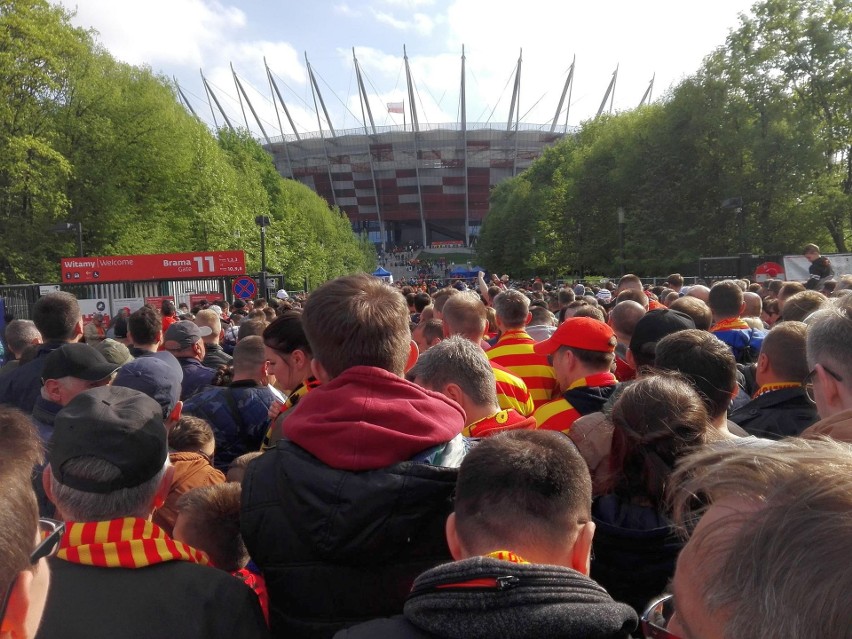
[36,557,268,639]
[729,387,818,439]
[0,341,64,412]
[591,495,682,616]
[203,343,233,369]
[335,557,638,639]
[241,440,458,639]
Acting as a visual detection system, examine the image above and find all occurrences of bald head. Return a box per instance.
[608,301,646,342]
[742,292,762,318]
[687,285,710,303]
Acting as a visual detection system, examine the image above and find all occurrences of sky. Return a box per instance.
[55,0,759,140]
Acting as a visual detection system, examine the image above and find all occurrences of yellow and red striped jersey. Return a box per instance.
[487,329,558,409]
[534,372,618,433]
[491,362,535,416]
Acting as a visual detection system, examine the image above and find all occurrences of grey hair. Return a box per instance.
[410,335,496,407]
[4,319,40,355]
[492,289,530,328]
[50,457,167,521]
[669,437,852,639]
[805,296,852,380]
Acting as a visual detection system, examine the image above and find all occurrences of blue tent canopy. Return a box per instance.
[449,265,486,278]
[372,267,393,282]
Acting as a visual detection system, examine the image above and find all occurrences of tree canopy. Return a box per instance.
[0,0,375,285]
[479,0,852,277]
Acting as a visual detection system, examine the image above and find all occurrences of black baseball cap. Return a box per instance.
[42,343,120,382]
[49,386,167,494]
[629,309,695,361]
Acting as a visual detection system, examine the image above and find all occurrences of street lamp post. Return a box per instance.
[255,216,270,301]
[49,221,83,257]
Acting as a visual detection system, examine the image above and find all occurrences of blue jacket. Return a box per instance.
[176,357,216,401]
[712,327,766,363]
[182,380,275,471]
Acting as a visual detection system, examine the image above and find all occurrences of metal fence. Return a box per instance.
[0,274,291,320]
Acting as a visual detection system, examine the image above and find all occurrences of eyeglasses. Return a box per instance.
[0,518,65,625]
[641,593,681,639]
[803,364,843,404]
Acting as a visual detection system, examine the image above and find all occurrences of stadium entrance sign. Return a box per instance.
[60,251,246,284]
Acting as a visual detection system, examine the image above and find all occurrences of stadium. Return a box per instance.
[264,123,568,248]
[187,50,645,249]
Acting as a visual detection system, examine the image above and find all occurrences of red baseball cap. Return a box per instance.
[534,317,617,355]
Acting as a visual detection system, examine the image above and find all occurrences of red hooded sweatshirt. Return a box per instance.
[284,365,466,471]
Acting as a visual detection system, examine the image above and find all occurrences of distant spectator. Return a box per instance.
[182,336,275,472]
[729,321,817,439]
[0,292,84,413]
[93,338,133,366]
[162,321,216,401]
[412,319,443,353]
[0,319,41,377]
[781,290,827,323]
[195,309,233,370]
[777,281,806,310]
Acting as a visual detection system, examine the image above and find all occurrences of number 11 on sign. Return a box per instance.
[193,256,215,273]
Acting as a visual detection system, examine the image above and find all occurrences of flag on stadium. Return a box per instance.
[387,102,404,114]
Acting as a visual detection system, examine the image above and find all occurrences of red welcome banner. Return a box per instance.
[61,251,246,284]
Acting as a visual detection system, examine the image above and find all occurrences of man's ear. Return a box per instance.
[151,465,176,512]
[818,364,843,411]
[0,568,33,635]
[445,513,465,561]
[524,312,533,326]
[165,401,183,430]
[571,521,596,576]
[442,383,465,406]
[756,352,770,375]
[43,379,62,404]
[404,340,419,374]
[73,318,84,338]
[739,301,747,317]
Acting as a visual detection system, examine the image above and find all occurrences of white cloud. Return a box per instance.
[371,8,436,35]
[333,3,362,17]
[54,0,756,138]
[61,0,246,67]
[381,0,436,7]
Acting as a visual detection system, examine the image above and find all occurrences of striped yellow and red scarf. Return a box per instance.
[57,518,209,568]
[710,317,750,332]
[752,382,802,400]
[485,550,529,564]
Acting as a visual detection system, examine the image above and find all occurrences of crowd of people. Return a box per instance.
[1,242,851,639]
